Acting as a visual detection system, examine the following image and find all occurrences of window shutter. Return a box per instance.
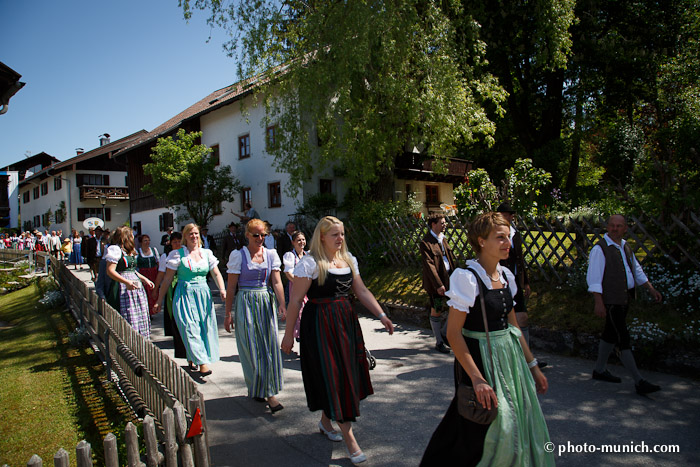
[103,175,110,186]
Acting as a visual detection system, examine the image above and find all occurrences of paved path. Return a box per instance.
[73,267,699,466]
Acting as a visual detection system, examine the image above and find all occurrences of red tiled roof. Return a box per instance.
[52,130,148,169]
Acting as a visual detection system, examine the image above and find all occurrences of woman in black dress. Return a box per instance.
[421,212,553,466]
[281,216,394,465]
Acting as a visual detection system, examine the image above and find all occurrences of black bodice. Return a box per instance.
[307,271,354,300]
[462,268,513,332]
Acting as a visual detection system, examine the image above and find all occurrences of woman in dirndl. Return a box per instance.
[105,226,154,338]
[136,234,159,315]
[282,230,308,340]
[420,212,553,466]
[281,216,394,465]
[155,224,226,377]
[224,218,287,412]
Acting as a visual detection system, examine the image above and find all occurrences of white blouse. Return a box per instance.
[138,247,158,258]
[165,247,219,271]
[226,247,282,274]
[104,245,129,263]
[446,260,518,314]
[283,250,307,272]
[293,254,360,280]
[158,253,168,273]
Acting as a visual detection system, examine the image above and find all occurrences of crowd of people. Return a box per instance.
[3,205,664,465]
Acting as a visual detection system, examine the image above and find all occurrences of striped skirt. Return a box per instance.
[108,271,150,338]
[234,287,283,398]
[299,297,373,422]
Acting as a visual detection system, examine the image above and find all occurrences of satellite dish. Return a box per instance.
[83,217,104,229]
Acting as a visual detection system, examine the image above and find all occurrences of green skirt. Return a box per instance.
[466,325,555,467]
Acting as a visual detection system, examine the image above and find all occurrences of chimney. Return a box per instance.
[76,148,84,155]
[99,133,111,146]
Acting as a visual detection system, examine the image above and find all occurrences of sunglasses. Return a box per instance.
[251,233,267,238]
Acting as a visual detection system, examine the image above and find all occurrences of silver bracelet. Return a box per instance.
[378,312,386,319]
[527,358,538,369]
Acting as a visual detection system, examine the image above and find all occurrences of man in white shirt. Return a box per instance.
[586,214,662,395]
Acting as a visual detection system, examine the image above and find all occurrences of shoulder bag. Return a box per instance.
[456,268,498,424]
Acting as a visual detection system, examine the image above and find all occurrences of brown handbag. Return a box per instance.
[456,269,498,424]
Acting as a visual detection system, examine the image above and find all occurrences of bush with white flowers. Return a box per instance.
[643,261,700,316]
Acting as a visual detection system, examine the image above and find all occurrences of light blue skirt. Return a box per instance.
[173,279,220,365]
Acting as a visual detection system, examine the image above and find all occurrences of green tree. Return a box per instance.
[180,0,508,196]
[143,129,241,228]
[448,0,576,179]
[453,168,498,218]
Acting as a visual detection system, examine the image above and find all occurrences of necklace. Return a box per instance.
[477,259,500,281]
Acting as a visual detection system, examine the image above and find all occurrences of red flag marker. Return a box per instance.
[186,408,203,438]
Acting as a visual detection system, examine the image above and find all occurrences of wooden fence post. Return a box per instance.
[189,395,209,467]
[125,422,146,467]
[53,448,69,467]
[75,440,91,467]
[173,402,195,467]
[103,433,119,467]
[143,415,164,467]
[162,407,178,467]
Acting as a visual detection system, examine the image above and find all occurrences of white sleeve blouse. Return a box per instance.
[104,245,123,264]
[226,248,282,274]
[283,251,296,272]
[446,260,518,313]
[293,254,360,280]
[165,247,218,271]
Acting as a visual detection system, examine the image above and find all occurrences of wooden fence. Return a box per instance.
[0,250,210,466]
[20,404,205,467]
[339,212,700,309]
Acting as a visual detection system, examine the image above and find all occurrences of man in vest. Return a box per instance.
[587,214,662,395]
[420,214,457,353]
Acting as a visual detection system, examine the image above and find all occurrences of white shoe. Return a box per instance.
[347,449,367,464]
[318,421,343,442]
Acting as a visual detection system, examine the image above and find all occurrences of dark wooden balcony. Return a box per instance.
[394,153,472,182]
[79,186,129,201]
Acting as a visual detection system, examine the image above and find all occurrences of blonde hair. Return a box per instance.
[182,223,202,249]
[112,226,136,255]
[308,216,356,285]
[468,212,510,254]
[246,218,267,235]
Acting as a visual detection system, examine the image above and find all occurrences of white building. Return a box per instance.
[117,79,468,243]
[16,132,145,235]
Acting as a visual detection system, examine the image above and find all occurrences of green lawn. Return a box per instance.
[0,282,137,466]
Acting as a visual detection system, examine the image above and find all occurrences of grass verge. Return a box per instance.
[0,282,138,466]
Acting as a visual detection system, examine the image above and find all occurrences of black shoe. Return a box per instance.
[269,403,284,414]
[538,361,548,369]
[435,343,450,354]
[636,379,661,395]
[253,397,266,402]
[592,370,622,383]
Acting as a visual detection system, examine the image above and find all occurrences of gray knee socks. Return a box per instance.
[595,340,616,373]
[430,315,444,345]
[619,349,643,384]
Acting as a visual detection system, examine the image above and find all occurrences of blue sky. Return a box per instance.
[0,0,239,168]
